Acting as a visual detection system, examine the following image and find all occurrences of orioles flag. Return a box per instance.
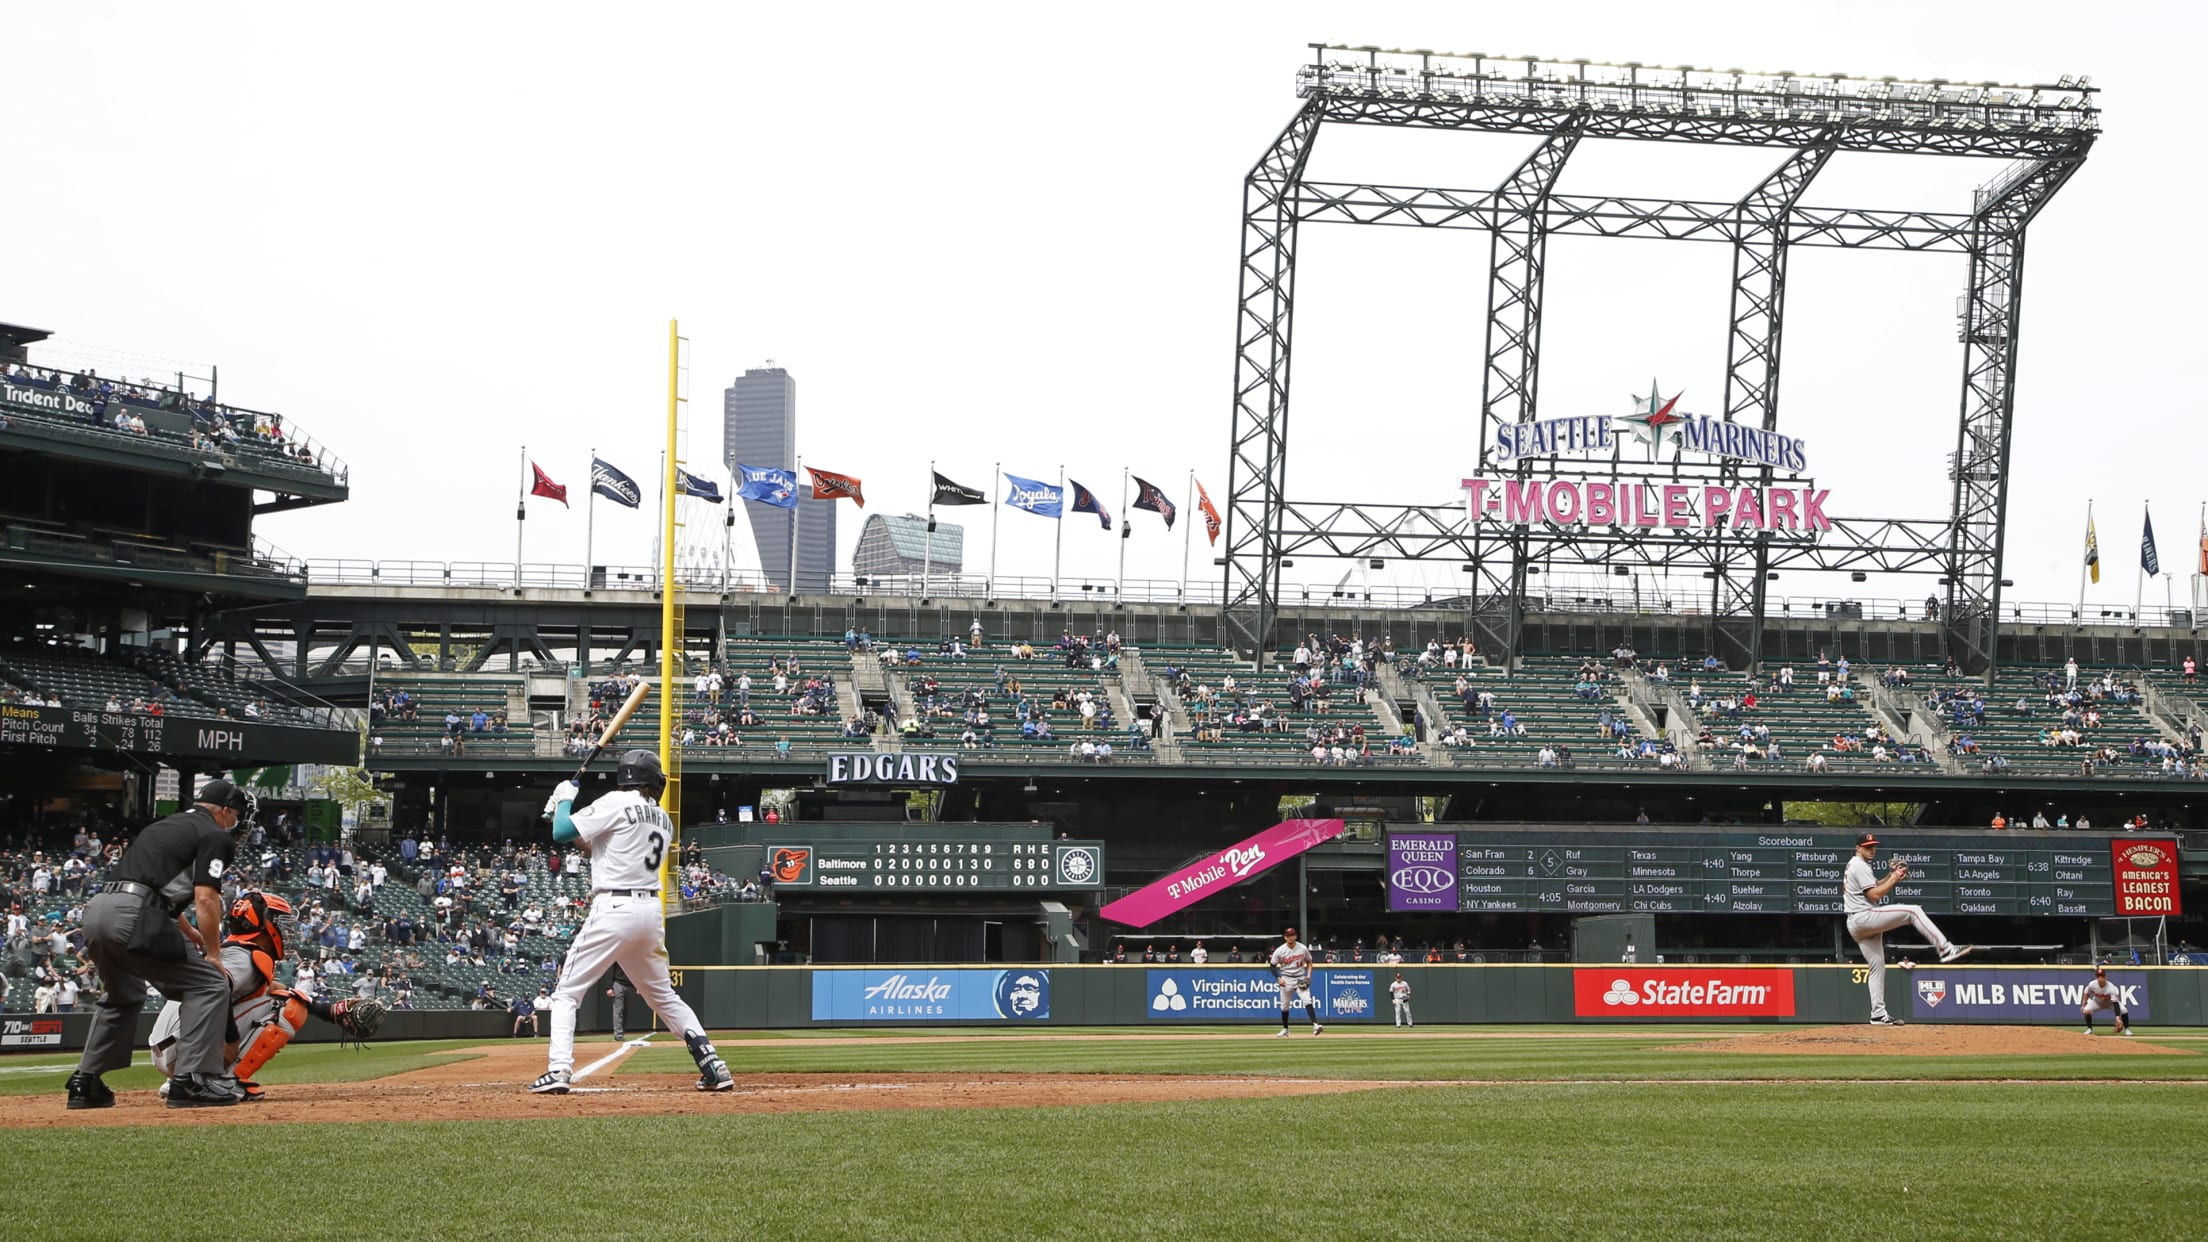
[1131,475,1177,529]
[806,466,864,507]
[1195,476,1222,546]
[2085,512,2100,584]
[530,462,568,507]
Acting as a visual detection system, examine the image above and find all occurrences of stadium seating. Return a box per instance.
[0,362,342,481]
[1685,666,1920,775]
[372,676,535,757]
[1147,644,1416,767]
[885,638,1156,763]
[1911,665,2195,779]
[124,648,317,724]
[0,642,222,718]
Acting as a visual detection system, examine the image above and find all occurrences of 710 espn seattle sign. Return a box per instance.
[1465,384,1830,533]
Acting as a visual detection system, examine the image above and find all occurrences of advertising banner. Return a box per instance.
[1100,819,1345,928]
[1387,834,1458,912]
[824,752,960,787]
[1572,968,1798,1018]
[2109,839,2182,916]
[1909,968,2151,1023]
[810,969,1050,1022]
[1144,969,1374,1022]
[0,1016,65,1048]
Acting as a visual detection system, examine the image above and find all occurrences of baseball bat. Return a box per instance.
[571,681,653,783]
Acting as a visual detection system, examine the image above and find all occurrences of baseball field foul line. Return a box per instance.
[571,1036,654,1084]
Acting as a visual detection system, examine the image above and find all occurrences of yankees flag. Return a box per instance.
[1003,473,1063,518]
[592,458,641,509]
[735,464,799,508]
[932,471,986,507]
[807,466,865,507]
[529,462,568,507]
[676,467,724,503]
[1131,475,1176,529]
[1195,477,1222,546]
[2142,509,2161,576]
[1070,479,1112,530]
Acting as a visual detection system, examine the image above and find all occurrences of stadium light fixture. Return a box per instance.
[1851,572,1868,582]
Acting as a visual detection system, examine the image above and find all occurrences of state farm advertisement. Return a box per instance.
[1573,968,1797,1018]
[2109,839,2182,916]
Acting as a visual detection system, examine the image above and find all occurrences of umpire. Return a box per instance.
[64,778,252,1110]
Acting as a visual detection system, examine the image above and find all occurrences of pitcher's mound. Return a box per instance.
[1665,1025,2189,1056]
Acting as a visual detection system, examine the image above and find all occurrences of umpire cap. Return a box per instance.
[196,778,253,813]
[617,748,666,794]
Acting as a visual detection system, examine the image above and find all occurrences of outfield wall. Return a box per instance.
[661,963,2208,1029]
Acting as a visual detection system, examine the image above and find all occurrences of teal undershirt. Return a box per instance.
[551,799,578,843]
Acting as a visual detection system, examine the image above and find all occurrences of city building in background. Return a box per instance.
[852,513,965,583]
[723,362,835,593]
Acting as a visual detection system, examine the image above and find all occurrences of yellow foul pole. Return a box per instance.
[659,318,684,908]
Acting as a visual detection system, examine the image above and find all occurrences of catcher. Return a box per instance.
[149,891,386,1101]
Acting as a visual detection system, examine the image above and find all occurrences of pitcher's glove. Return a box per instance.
[331,997,389,1048]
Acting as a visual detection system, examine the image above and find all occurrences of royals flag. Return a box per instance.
[1131,475,1176,529]
[1069,479,1111,530]
[1195,476,1221,546]
[591,457,641,509]
[2085,512,2100,584]
[676,467,723,503]
[932,471,986,507]
[806,466,864,507]
[2142,510,2161,576]
[1003,473,1063,518]
[735,464,799,509]
[529,462,568,507]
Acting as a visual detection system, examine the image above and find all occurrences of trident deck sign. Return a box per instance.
[1100,819,1345,928]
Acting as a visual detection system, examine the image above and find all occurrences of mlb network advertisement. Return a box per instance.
[1910,969,2151,1023]
[812,969,1051,1023]
[1145,969,1376,1022]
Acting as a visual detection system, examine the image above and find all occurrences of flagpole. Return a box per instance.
[514,445,526,592]
[1117,467,1131,603]
[988,462,1001,600]
[791,454,803,597]
[1181,470,1195,604]
[2079,498,2093,621]
[922,460,935,599]
[1052,463,1065,602]
[585,447,597,593]
[2138,500,2151,624]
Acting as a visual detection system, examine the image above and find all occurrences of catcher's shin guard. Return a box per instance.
[232,993,312,1086]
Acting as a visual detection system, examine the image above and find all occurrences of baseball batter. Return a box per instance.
[149,891,383,1100]
[1269,926,1322,1037]
[1843,832,1972,1025]
[1389,972,1413,1028]
[531,749,733,1094]
[2080,964,2133,1036]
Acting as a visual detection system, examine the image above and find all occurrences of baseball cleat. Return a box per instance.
[1312,1024,1324,1036]
[1937,944,1974,964]
[695,1058,735,1092]
[64,1072,114,1111]
[165,1074,242,1109]
[238,1079,266,1103]
[2121,1029,2135,1037]
[529,1069,573,1094]
[1869,1015,1905,1026]
[1273,1028,1291,1038]
[2083,1026,2094,1036]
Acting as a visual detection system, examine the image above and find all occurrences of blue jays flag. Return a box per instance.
[591,458,641,509]
[1070,479,1111,530]
[735,464,799,509]
[1003,473,1063,518]
[2142,510,2160,576]
[677,467,723,503]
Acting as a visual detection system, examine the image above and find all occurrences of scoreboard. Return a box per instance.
[764,835,1106,892]
[1386,828,2183,918]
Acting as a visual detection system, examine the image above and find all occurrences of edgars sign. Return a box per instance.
[824,752,959,786]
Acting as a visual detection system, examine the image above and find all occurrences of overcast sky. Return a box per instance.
[7,1,2200,614]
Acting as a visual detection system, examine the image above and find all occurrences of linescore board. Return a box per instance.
[764,836,1106,892]
[1386,828,2182,918]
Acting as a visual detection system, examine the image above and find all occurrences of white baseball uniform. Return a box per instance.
[1390,977,1413,1027]
[1843,854,1958,1022]
[2080,976,2129,1030]
[1270,941,1314,1009]
[543,788,708,1075]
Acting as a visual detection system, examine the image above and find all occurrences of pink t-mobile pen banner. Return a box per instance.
[1099,819,1346,928]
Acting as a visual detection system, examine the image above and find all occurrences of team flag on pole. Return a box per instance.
[931,471,986,506]
[805,466,865,506]
[1069,479,1112,530]
[1132,475,1177,529]
[2198,511,2207,575]
[675,467,723,503]
[2085,513,2100,584]
[1195,477,1222,546]
[2142,509,2161,576]
[1003,473,1064,518]
[529,462,568,507]
[735,464,799,508]
[591,457,641,508]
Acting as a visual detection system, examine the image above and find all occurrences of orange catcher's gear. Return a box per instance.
[224,891,297,960]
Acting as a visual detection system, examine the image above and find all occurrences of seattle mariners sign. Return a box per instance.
[825,752,959,786]
[1491,383,1812,472]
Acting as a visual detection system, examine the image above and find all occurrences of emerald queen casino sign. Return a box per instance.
[1465,383,1827,533]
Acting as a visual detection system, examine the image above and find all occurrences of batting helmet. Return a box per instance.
[225,891,297,959]
[617,748,666,796]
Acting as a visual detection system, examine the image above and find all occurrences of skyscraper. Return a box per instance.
[724,363,835,593]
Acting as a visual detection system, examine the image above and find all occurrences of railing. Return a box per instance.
[297,558,2208,629]
[2,361,348,486]
[5,523,308,584]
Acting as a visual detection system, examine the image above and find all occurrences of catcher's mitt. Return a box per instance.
[332,997,389,1048]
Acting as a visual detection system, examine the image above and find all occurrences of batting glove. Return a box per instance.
[545,781,579,816]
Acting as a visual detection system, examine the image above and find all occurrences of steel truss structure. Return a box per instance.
[1224,46,2097,672]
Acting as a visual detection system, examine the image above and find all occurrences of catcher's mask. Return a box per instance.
[225,890,297,959]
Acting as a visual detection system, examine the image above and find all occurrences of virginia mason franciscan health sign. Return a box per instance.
[1464,384,1832,532]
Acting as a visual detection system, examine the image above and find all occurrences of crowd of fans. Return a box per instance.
[2,362,330,471]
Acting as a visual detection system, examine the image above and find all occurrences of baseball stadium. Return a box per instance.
[6,13,2208,1241]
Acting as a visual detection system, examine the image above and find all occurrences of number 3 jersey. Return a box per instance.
[570,788,673,890]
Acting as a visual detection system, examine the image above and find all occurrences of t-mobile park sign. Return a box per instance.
[1467,383,1829,532]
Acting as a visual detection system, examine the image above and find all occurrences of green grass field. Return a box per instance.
[11,1028,2208,1241]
